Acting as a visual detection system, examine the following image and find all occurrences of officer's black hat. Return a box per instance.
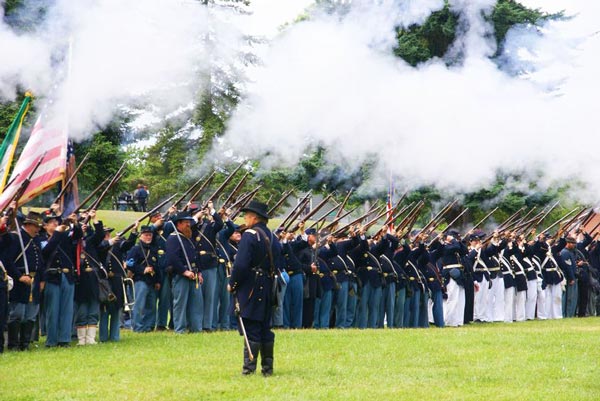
[305,228,317,236]
[23,211,43,227]
[172,211,195,223]
[447,229,460,237]
[468,233,481,242]
[140,225,153,234]
[240,200,270,220]
[43,212,61,224]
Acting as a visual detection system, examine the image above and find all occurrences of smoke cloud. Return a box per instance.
[220,0,600,201]
[0,0,249,140]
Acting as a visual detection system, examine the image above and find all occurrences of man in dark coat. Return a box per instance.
[228,200,283,376]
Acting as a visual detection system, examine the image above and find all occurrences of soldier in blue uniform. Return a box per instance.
[166,212,203,333]
[560,236,579,318]
[74,211,106,345]
[0,215,11,353]
[281,230,305,328]
[98,226,137,341]
[41,213,81,347]
[193,201,223,332]
[228,200,283,376]
[214,216,239,330]
[126,225,162,332]
[149,211,174,331]
[371,227,398,328]
[314,235,336,329]
[4,211,45,350]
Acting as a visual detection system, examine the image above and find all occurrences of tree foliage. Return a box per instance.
[394,0,554,66]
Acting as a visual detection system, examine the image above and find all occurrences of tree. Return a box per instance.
[394,0,556,67]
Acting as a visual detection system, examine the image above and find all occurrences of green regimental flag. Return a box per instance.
[0,93,32,193]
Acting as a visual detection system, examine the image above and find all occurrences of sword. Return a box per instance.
[234,297,254,361]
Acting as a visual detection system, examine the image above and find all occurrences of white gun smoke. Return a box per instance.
[220,0,600,202]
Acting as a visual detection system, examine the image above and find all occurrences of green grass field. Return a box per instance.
[2,318,600,401]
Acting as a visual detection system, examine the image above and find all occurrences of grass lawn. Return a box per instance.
[1,318,600,400]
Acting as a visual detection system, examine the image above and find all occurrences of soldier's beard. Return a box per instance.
[180,226,192,239]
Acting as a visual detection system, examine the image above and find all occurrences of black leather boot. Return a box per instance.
[7,321,20,351]
[261,342,274,376]
[242,341,261,375]
[19,320,34,351]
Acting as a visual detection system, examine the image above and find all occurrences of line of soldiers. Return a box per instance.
[2,198,600,354]
[275,223,600,329]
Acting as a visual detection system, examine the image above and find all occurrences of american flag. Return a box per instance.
[60,140,80,216]
[0,116,67,210]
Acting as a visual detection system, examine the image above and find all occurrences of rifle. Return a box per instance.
[200,163,244,210]
[315,204,360,232]
[87,162,127,212]
[267,189,294,217]
[330,204,385,237]
[2,173,20,193]
[117,193,178,237]
[52,152,90,204]
[181,171,216,211]
[334,188,354,219]
[282,196,313,232]
[540,207,581,237]
[72,175,112,214]
[394,201,424,236]
[429,208,470,244]
[173,171,214,211]
[496,207,526,232]
[1,153,46,215]
[279,191,312,231]
[229,186,262,220]
[288,193,334,233]
[414,200,457,238]
[306,198,344,230]
[463,207,498,237]
[222,171,251,209]
[361,205,393,233]
[563,207,591,234]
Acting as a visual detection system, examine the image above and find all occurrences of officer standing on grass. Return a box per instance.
[228,200,283,376]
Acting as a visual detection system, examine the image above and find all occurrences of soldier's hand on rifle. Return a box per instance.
[298,221,305,231]
[67,213,78,224]
[19,275,32,285]
[50,203,61,214]
[198,272,204,285]
[155,283,161,291]
[311,263,317,273]
[144,266,154,275]
[89,209,97,222]
[183,270,195,280]
[168,205,177,215]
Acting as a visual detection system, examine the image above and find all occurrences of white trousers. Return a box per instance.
[536,281,547,319]
[473,277,490,322]
[444,279,465,327]
[514,290,526,322]
[525,279,538,320]
[504,287,515,323]
[544,284,563,319]
[486,276,504,322]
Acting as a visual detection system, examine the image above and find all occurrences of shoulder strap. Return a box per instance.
[253,227,276,277]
